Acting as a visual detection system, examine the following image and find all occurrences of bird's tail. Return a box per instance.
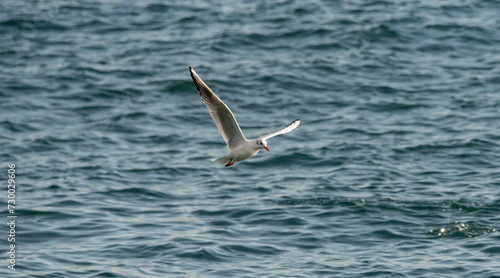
[211,156,230,165]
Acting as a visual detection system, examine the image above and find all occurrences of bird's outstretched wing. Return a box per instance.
[259,119,300,140]
[189,67,247,150]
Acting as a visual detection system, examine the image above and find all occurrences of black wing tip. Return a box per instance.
[189,66,197,82]
[188,66,208,98]
[290,119,300,128]
[284,119,300,128]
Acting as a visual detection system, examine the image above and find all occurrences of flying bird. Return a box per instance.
[189,66,300,167]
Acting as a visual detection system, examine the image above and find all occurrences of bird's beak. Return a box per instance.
[264,146,269,152]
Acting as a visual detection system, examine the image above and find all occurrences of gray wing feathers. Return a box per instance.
[189,67,247,150]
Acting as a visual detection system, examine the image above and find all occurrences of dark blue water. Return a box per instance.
[1,0,500,277]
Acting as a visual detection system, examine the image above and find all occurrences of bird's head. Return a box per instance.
[256,139,269,151]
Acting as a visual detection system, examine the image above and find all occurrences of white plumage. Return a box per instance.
[189,67,300,167]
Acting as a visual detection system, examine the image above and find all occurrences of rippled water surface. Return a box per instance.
[1,0,500,277]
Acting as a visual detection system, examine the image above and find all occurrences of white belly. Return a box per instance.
[228,146,260,162]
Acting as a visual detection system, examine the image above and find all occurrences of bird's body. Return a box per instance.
[211,140,261,166]
[189,66,300,167]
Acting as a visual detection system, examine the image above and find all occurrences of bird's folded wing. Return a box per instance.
[259,119,300,140]
[189,67,247,150]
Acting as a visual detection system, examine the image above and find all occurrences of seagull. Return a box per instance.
[189,66,300,167]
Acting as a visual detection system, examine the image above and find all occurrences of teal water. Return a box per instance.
[1,0,500,277]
